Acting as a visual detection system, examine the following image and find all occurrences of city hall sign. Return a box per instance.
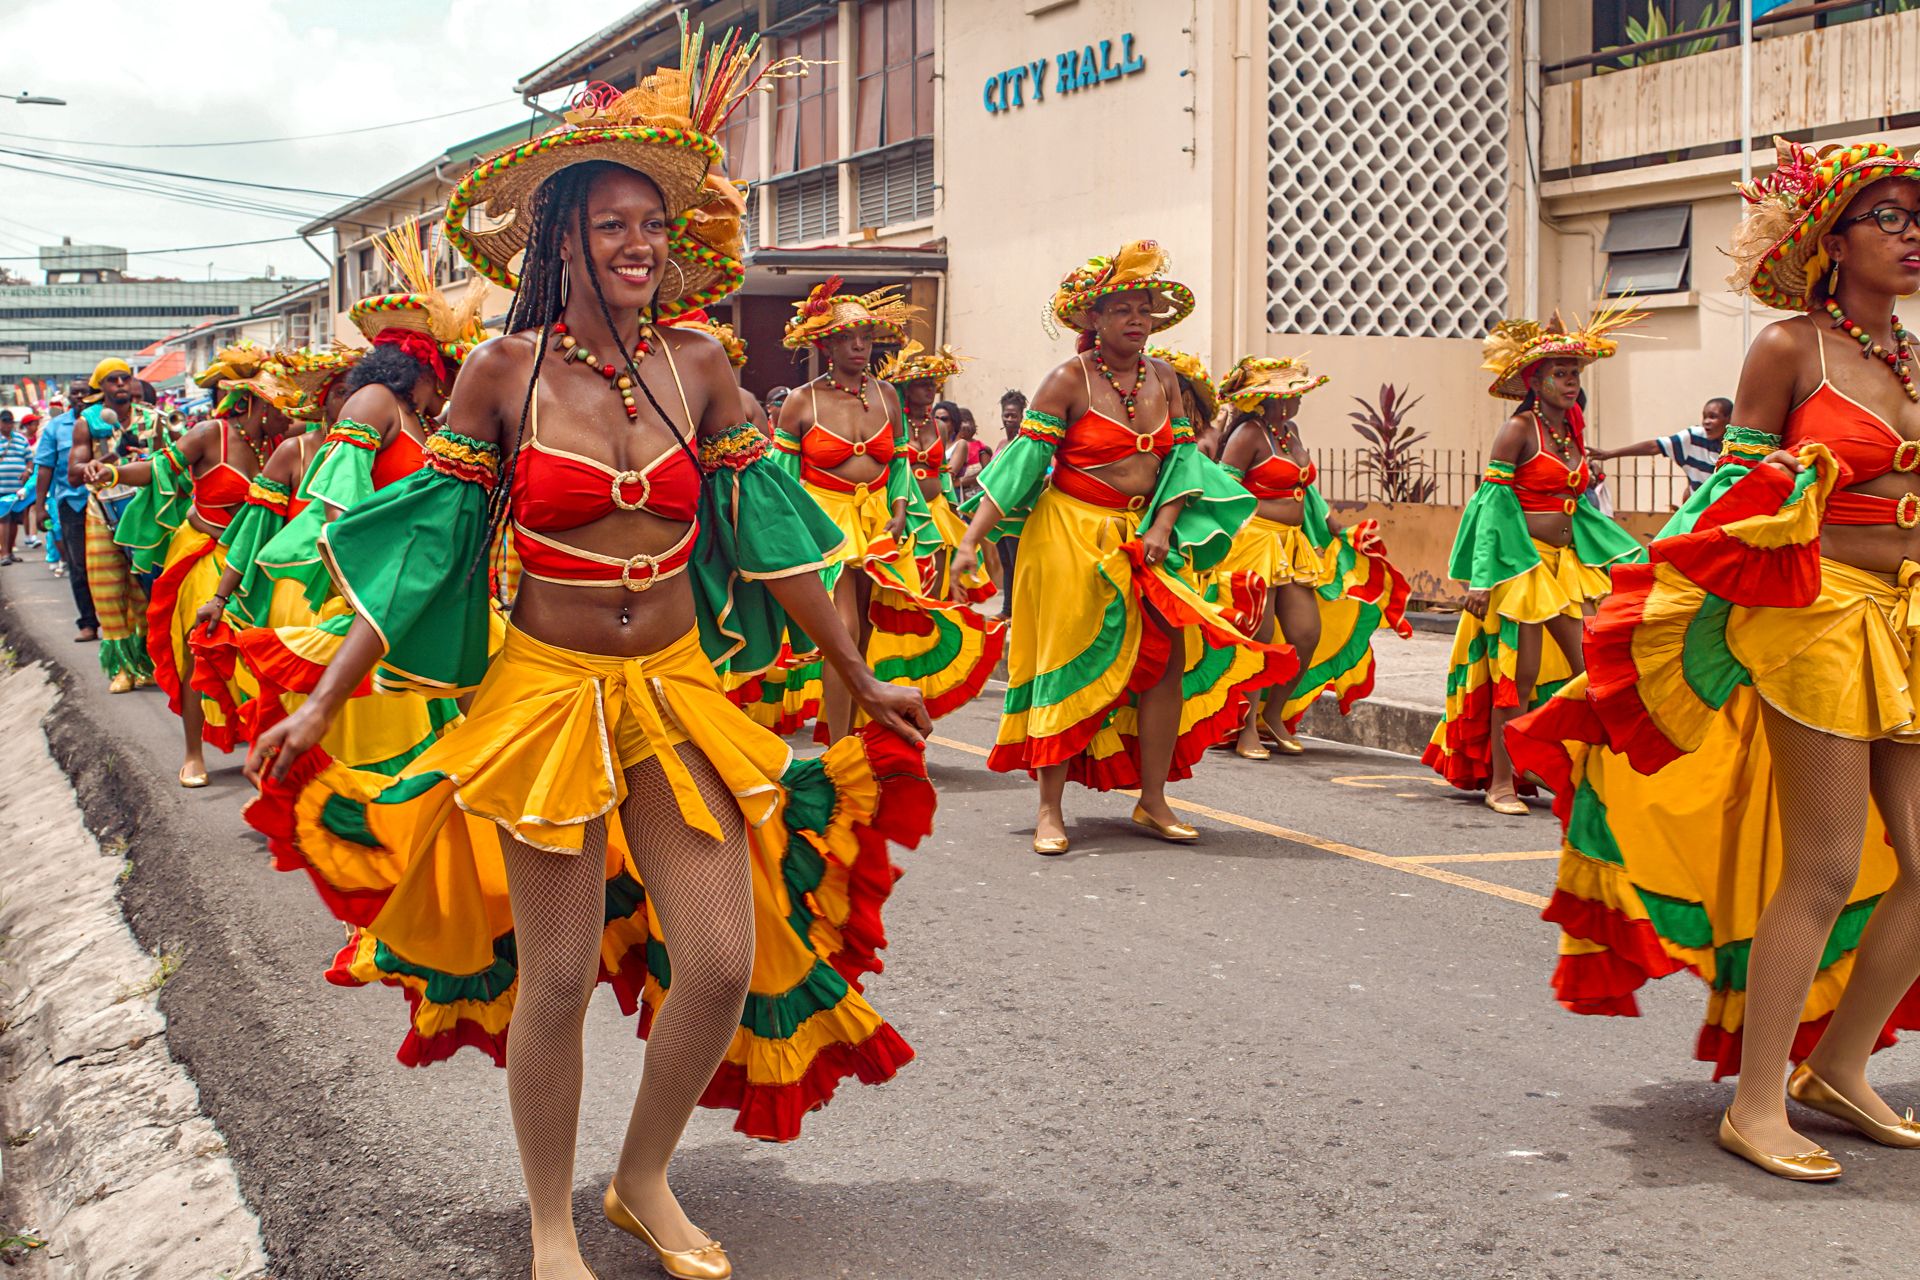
[982,33,1145,114]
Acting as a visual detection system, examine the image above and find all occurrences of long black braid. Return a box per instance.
[476,160,703,572]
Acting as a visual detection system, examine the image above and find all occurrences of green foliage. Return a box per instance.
[1615,0,1734,68]
[1348,385,1436,503]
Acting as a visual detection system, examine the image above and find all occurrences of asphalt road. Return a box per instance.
[4,560,1917,1280]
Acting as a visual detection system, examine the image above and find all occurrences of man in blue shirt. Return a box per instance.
[34,378,99,639]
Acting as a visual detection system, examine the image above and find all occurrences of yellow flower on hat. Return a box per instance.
[877,339,966,387]
[1048,239,1196,337]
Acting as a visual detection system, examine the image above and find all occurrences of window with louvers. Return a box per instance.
[774,170,840,244]
[856,142,934,229]
[744,188,760,254]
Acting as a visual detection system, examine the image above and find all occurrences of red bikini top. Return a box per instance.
[904,426,946,478]
[371,428,428,491]
[189,428,253,528]
[1787,337,1920,526]
[508,367,703,589]
[795,381,900,493]
[1512,412,1589,514]
[1241,450,1317,501]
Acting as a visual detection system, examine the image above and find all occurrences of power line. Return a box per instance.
[0,161,333,222]
[0,99,524,150]
[0,145,362,201]
[0,234,309,262]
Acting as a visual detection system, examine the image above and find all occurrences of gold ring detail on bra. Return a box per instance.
[1898,492,1920,530]
[611,469,653,512]
[1125,494,1147,512]
[1134,434,1157,454]
[851,439,868,457]
[1895,439,1920,474]
[621,552,664,592]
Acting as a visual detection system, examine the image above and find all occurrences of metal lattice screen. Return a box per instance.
[1265,0,1511,339]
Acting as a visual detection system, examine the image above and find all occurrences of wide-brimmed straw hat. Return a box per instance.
[1218,356,1328,410]
[347,221,490,368]
[445,20,795,315]
[1149,347,1219,419]
[269,346,363,421]
[663,308,747,367]
[782,277,920,349]
[194,341,302,414]
[1480,300,1645,401]
[1048,240,1195,337]
[876,339,965,387]
[1731,136,1920,312]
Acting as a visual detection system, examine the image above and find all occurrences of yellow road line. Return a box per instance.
[1399,851,1562,864]
[926,735,1551,909]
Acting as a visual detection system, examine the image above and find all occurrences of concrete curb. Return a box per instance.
[0,657,267,1279]
[1296,691,1438,758]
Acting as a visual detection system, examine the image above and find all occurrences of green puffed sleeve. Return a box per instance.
[218,475,291,628]
[315,432,500,696]
[771,427,804,483]
[1446,462,1542,590]
[1300,484,1336,552]
[304,418,381,514]
[114,440,194,574]
[882,400,932,530]
[1142,440,1256,574]
[692,425,848,674]
[966,410,1062,538]
[1570,498,1646,569]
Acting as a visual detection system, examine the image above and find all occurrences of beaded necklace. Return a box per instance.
[826,370,871,411]
[1092,339,1147,422]
[1532,408,1577,460]
[553,320,653,421]
[1824,298,1919,403]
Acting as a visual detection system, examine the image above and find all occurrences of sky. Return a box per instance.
[0,0,642,283]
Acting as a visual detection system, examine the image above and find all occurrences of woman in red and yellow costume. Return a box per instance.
[774,282,1003,741]
[102,341,299,786]
[1510,137,1920,1181]
[953,241,1294,855]
[877,339,983,599]
[1150,346,1222,460]
[222,226,484,776]
[1422,308,1645,814]
[1211,356,1412,758]
[188,345,362,744]
[246,29,935,1279]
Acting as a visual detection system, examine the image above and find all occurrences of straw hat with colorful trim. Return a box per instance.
[1148,346,1219,420]
[347,221,490,366]
[269,345,364,421]
[1219,356,1329,410]
[876,339,965,388]
[1048,239,1195,337]
[782,277,921,349]
[1479,300,1646,401]
[193,340,303,414]
[1730,136,1920,311]
[445,19,800,315]
[661,308,746,367]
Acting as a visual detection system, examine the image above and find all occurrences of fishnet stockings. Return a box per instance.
[500,744,753,1278]
[1728,705,1920,1153]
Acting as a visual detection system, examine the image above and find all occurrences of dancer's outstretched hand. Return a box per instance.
[854,675,931,747]
[245,703,329,785]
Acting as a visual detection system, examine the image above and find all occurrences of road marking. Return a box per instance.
[1330,773,1449,790]
[926,735,1551,909]
[1398,851,1562,864]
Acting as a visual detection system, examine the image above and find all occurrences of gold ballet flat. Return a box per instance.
[1716,1111,1842,1181]
[1131,805,1199,844]
[1484,792,1528,816]
[1256,723,1307,755]
[1233,742,1272,761]
[1789,1064,1920,1148]
[1032,834,1070,856]
[178,765,210,789]
[603,1184,731,1280]
[107,671,134,694]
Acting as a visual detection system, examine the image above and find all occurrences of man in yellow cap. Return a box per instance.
[66,356,159,691]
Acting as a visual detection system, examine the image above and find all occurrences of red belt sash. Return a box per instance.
[511,521,697,590]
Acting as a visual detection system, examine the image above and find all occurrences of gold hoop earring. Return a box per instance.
[665,259,688,299]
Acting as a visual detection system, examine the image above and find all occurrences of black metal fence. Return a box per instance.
[1309,447,1694,514]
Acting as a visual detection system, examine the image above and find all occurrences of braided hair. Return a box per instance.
[481,159,703,554]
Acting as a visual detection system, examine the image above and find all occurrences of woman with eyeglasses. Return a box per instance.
[1511,138,1920,1181]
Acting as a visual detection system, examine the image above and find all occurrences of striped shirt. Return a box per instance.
[0,431,32,496]
[1656,427,1721,492]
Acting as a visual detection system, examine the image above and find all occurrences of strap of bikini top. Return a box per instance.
[1078,355,1094,403]
[657,337,697,436]
[1818,324,1831,383]
[528,375,542,443]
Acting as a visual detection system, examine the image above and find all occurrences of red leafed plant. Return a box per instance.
[1348,383,1436,503]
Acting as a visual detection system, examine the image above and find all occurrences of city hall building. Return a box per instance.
[309,0,1920,506]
